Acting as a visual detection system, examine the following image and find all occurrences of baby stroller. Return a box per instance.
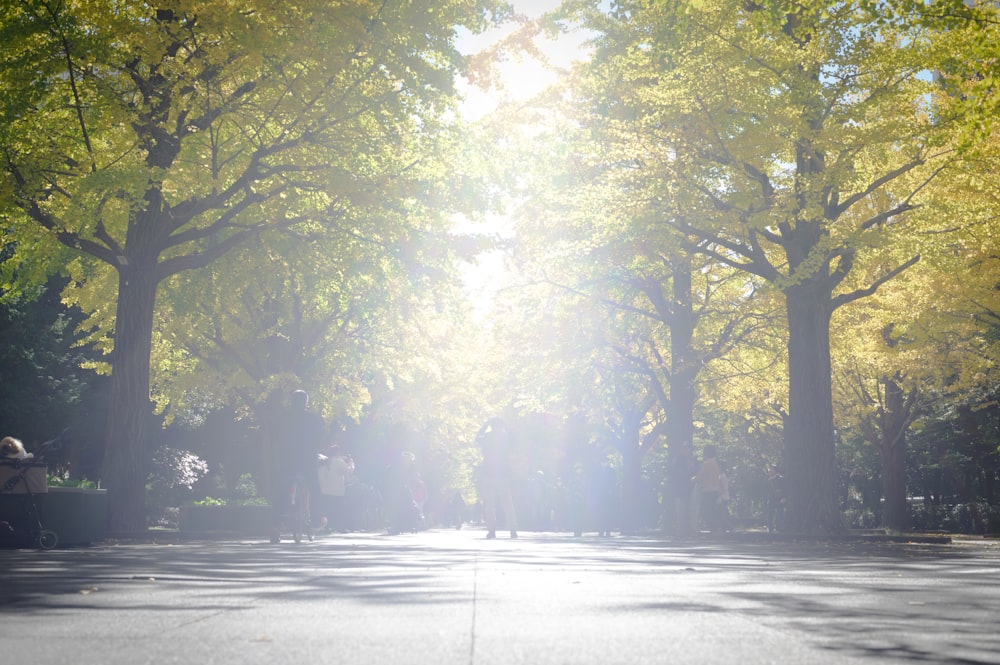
[0,459,58,549]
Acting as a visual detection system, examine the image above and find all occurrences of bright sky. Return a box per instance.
[458,0,580,120]
[454,1,591,316]
[456,0,587,120]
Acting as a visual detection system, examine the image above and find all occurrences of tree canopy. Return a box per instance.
[523,0,1000,534]
[0,0,507,534]
[2,0,999,537]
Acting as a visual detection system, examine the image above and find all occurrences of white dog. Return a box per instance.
[1,436,33,460]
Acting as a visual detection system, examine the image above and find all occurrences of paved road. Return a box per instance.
[2,529,999,665]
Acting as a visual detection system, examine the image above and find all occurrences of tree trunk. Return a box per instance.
[663,375,696,535]
[255,390,286,506]
[619,409,644,534]
[879,377,910,531]
[667,258,696,455]
[102,266,158,536]
[783,283,842,535]
[658,254,698,535]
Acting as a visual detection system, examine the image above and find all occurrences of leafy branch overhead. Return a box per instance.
[0,0,508,534]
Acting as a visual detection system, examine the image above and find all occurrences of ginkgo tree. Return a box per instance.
[830,128,1000,530]
[470,53,775,532]
[0,0,506,534]
[563,0,999,534]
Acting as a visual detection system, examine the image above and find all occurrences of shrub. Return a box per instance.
[192,474,268,508]
[47,474,98,489]
[909,501,1000,534]
[147,447,209,527]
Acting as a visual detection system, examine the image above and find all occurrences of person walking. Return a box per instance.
[316,444,353,531]
[270,389,327,543]
[666,443,698,536]
[694,445,724,533]
[592,461,619,537]
[476,417,518,539]
[385,450,422,534]
[766,465,786,533]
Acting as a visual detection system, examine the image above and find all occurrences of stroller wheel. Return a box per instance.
[38,530,58,550]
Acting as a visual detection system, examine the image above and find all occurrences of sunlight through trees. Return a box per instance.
[2,0,998,536]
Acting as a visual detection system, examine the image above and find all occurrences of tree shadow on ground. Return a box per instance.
[1,528,998,665]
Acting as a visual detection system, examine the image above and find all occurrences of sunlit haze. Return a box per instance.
[455,0,591,317]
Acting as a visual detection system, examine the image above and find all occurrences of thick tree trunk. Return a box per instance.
[879,378,910,531]
[783,283,843,535]
[667,259,696,455]
[619,409,644,534]
[102,267,158,536]
[256,390,286,505]
[662,255,698,535]
[663,375,696,535]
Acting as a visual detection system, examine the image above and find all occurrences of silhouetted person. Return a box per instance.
[591,461,619,537]
[386,450,422,534]
[477,417,518,539]
[271,389,326,542]
[317,445,353,531]
[694,445,724,532]
[766,465,786,532]
[666,443,698,536]
[448,490,467,529]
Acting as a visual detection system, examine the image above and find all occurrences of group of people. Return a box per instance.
[667,444,788,535]
[474,416,737,539]
[474,417,621,538]
[273,389,435,539]
[274,394,783,541]
[665,444,730,535]
[271,390,354,541]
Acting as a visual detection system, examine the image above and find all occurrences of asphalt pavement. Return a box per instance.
[2,528,999,665]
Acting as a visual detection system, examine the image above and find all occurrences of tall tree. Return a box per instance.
[0,0,505,534]
[0,276,108,477]
[465,24,779,531]
[830,103,1000,529]
[568,0,995,534]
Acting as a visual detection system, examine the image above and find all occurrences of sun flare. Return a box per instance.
[454,3,591,319]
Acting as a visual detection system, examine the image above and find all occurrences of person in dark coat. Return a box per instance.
[477,417,518,539]
[270,389,327,542]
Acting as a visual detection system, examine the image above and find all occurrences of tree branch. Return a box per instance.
[830,253,920,311]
